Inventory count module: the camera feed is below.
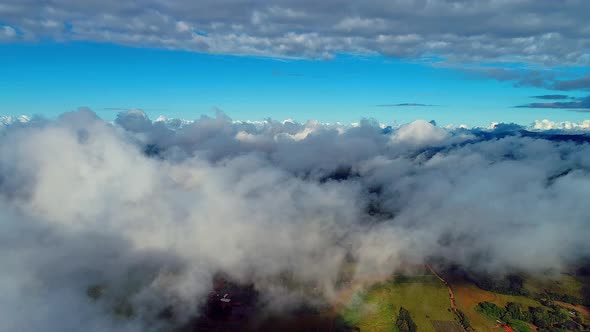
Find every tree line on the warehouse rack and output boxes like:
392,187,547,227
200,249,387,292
476,300,587,331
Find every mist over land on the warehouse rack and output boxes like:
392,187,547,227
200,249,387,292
1,108,589,331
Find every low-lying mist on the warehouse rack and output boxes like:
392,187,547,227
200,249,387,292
1,109,589,331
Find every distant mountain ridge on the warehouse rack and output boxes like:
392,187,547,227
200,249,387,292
1,112,590,137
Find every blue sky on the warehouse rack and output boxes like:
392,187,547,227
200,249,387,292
1,41,587,127
1,0,589,126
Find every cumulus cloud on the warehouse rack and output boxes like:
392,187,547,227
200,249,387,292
1,0,590,65
390,119,449,147
1,109,590,331
532,119,590,131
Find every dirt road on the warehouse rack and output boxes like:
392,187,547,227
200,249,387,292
426,264,468,331
426,264,458,311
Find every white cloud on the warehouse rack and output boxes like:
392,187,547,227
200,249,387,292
1,109,589,331
0,25,16,39
175,21,190,33
532,119,590,131
391,119,449,147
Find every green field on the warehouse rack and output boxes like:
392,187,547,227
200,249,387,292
337,273,588,332
505,319,534,332
339,275,459,332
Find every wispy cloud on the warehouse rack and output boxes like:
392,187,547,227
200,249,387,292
102,107,167,112
272,71,305,77
531,94,572,100
376,103,437,107
515,96,590,110
462,66,590,92
552,74,590,91
103,107,134,111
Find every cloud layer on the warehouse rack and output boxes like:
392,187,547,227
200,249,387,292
1,0,590,65
1,109,590,331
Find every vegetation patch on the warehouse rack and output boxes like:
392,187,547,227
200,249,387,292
395,307,417,332
339,276,457,332
454,283,542,332
476,300,587,332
